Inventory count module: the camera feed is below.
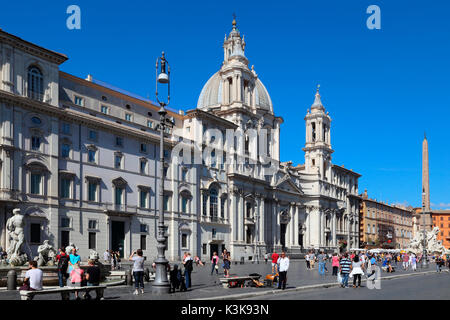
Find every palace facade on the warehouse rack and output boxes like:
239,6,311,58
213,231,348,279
0,20,361,261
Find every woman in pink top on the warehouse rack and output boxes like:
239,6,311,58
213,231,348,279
70,264,85,299
211,252,219,275
332,253,340,276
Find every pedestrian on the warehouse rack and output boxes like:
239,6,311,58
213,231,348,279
402,253,409,270
277,251,289,290
69,264,85,300
194,255,204,266
183,252,193,289
169,264,181,293
222,249,231,277
56,247,69,287
309,251,316,269
84,259,101,300
110,250,116,270
68,247,81,284
332,253,340,276
271,251,279,275
350,255,364,288
411,254,417,271
129,249,145,294
305,252,310,270
317,250,326,276
20,260,43,291
103,250,110,264
211,252,219,275
264,253,269,264
436,255,443,273
115,251,122,269
339,252,352,288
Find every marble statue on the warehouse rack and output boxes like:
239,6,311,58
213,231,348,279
65,242,78,255
6,208,28,266
407,227,449,255
89,249,99,261
36,240,57,267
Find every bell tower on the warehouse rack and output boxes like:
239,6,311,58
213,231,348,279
303,86,333,179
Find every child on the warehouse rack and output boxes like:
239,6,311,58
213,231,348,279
169,264,180,293
70,264,85,299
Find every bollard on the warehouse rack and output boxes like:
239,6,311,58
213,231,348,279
7,270,17,291
125,269,133,286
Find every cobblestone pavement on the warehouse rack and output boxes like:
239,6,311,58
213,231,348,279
242,271,450,300
0,260,445,300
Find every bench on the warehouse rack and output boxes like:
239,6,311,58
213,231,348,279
20,285,107,300
219,275,261,288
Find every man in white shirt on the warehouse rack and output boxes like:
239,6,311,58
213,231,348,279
277,252,289,290
23,260,43,291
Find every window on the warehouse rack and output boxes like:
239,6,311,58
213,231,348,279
88,149,96,163
202,243,207,255
147,120,153,129
115,187,124,205
140,190,148,208
115,136,123,147
163,195,170,211
221,198,226,218
181,234,188,248
163,166,168,177
88,232,96,249
125,113,132,121
74,96,84,106
88,130,98,141
61,230,70,248
31,116,42,125
202,194,208,216
181,169,187,182
61,143,70,158
209,189,218,217
139,160,146,174
212,228,217,239
61,217,71,228
311,122,316,142
140,224,148,233
88,181,98,201
28,66,44,101
62,123,71,134
140,235,147,250
30,223,41,243
115,154,122,169
101,105,109,114
31,136,41,150
88,220,97,229
140,143,147,153
30,173,42,194
60,177,71,198
163,149,169,158
181,197,188,213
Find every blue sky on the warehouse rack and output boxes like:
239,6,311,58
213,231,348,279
1,0,449,209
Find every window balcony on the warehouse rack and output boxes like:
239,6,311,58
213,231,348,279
103,203,137,214
201,215,227,224
27,90,45,102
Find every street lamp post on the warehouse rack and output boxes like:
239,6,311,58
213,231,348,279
421,193,428,268
152,52,171,294
253,201,259,264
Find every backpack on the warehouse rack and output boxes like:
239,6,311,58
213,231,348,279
185,259,193,272
58,254,69,272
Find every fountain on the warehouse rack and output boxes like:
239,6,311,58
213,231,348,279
406,226,449,255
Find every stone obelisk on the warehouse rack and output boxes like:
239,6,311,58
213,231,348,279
421,133,433,230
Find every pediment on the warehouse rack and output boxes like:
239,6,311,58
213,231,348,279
275,174,303,195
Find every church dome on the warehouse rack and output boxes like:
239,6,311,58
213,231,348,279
197,72,273,113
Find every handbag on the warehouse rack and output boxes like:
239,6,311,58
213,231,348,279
337,272,342,284
215,264,219,270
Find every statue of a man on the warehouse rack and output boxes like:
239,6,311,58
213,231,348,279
37,240,56,267
6,209,25,258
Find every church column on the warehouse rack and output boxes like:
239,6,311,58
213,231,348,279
239,191,245,242
230,188,238,241
259,196,265,244
305,208,310,248
294,204,299,246
332,211,337,248
237,74,242,102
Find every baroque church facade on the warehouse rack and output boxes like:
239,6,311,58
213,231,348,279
0,20,361,262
